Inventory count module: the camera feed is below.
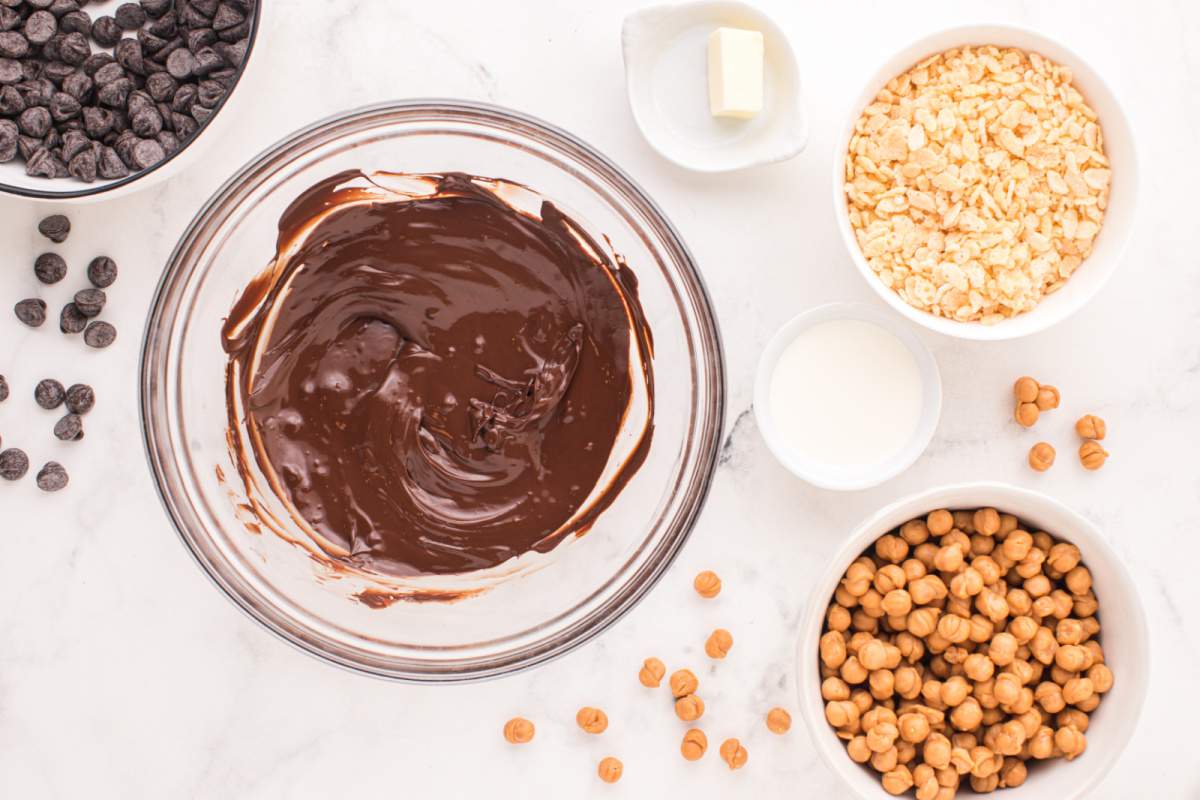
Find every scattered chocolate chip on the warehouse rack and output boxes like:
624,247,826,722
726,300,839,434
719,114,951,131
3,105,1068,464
73,287,105,316
53,413,84,440
65,382,94,413
34,378,66,409
83,319,115,347
0,448,29,480
34,252,67,284
0,374,8,402
59,302,86,333
37,213,70,242
15,298,48,327
36,460,68,491
87,255,117,287
114,2,146,30
60,10,92,37
91,15,122,47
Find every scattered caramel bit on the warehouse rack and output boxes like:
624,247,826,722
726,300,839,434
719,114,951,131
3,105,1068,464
1035,384,1061,411
766,707,791,734
576,706,608,734
503,717,535,744
1028,442,1056,472
719,737,748,770
681,728,707,760
669,668,698,698
693,569,722,598
1079,440,1109,470
675,694,705,722
638,657,665,688
1013,376,1039,404
1014,401,1040,427
705,628,734,659
1075,414,1107,440
597,756,623,783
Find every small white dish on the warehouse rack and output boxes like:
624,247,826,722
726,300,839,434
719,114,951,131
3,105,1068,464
621,1,806,172
754,302,941,491
796,482,1150,800
833,23,1137,340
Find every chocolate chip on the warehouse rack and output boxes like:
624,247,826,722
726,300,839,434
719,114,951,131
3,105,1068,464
42,60,76,86
212,3,243,31
59,10,91,36
34,252,67,284
114,2,146,29
67,147,95,181
165,47,194,79
15,297,48,327
93,62,124,87
196,78,223,107
146,13,175,39
130,135,162,168
0,8,19,34
96,143,127,177
83,320,115,347
145,70,174,100
97,76,131,108
35,460,68,491
64,382,93,413
91,15,121,47
0,374,7,402
192,0,219,17
0,57,22,85
23,11,56,45
0,448,29,480
115,37,145,74
72,287,105,316
189,101,211,124
61,70,91,101
18,105,51,136
155,128,177,153
0,118,15,161
136,27,164,56
0,30,28,58
186,27,216,52
34,378,65,408
59,31,89,65
53,413,83,440
0,84,23,114
87,255,117,287
49,0,80,16
82,52,113,76
49,90,80,121
61,127,88,159
59,301,86,332
141,0,173,18
38,213,70,242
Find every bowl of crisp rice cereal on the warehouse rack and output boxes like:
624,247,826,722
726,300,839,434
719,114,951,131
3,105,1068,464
833,24,1136,340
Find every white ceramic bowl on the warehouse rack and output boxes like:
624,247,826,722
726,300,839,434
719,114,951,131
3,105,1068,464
621,0,806,172
832,24,1137,340
0,0,265,203
796,482,1149,799
754,302,941,490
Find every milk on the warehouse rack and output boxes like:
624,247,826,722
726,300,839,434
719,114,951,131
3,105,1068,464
768,319,923,467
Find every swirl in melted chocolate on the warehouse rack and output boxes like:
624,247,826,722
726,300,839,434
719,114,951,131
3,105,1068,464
222,172,654,578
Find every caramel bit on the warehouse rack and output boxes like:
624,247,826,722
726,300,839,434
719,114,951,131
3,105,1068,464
693,569,722,598
1079,440,1109,470
705,628,734,659
1028,442,1056,472
597,756,623,783
675,694,705,722
681,728,708,761
1075,414,1107,440
576,706,608,734
1013,376,1039,404
503,717,535,744
719,737,748,770
638,656,666,688
669,668,698,698
766,707,792,734
1014,401,1040,427
1035,384,1061,411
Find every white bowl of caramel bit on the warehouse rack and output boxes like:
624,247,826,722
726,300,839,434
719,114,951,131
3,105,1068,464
833,25,1136,340
796,483,1148,799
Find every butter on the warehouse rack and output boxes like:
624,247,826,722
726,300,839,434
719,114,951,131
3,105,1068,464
707,27,764,119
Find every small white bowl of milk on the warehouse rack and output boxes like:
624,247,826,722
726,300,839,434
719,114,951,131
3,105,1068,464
754,303,941,490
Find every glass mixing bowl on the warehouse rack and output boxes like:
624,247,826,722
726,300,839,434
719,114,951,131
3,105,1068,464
140,101,725,682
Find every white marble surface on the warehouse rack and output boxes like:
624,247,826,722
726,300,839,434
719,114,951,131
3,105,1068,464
1,0,1198,797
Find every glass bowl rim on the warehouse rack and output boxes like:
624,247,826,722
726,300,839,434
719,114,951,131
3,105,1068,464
138,99,727,683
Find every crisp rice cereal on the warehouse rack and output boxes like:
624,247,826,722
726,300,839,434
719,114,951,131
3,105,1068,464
845,45,1110,323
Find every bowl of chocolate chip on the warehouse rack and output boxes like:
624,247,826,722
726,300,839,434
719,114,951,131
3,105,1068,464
0,0,261,201
141,100,726,681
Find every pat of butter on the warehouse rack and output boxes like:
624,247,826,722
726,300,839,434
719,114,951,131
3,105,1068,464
707,27,764,119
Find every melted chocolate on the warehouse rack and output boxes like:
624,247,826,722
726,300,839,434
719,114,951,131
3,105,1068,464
223,172,653,577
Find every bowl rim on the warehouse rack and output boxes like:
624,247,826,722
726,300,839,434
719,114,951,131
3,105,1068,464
138,98,727,683
752,301,942,490
831,22,1139,341
794,481,1150,799
0,0,263,201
